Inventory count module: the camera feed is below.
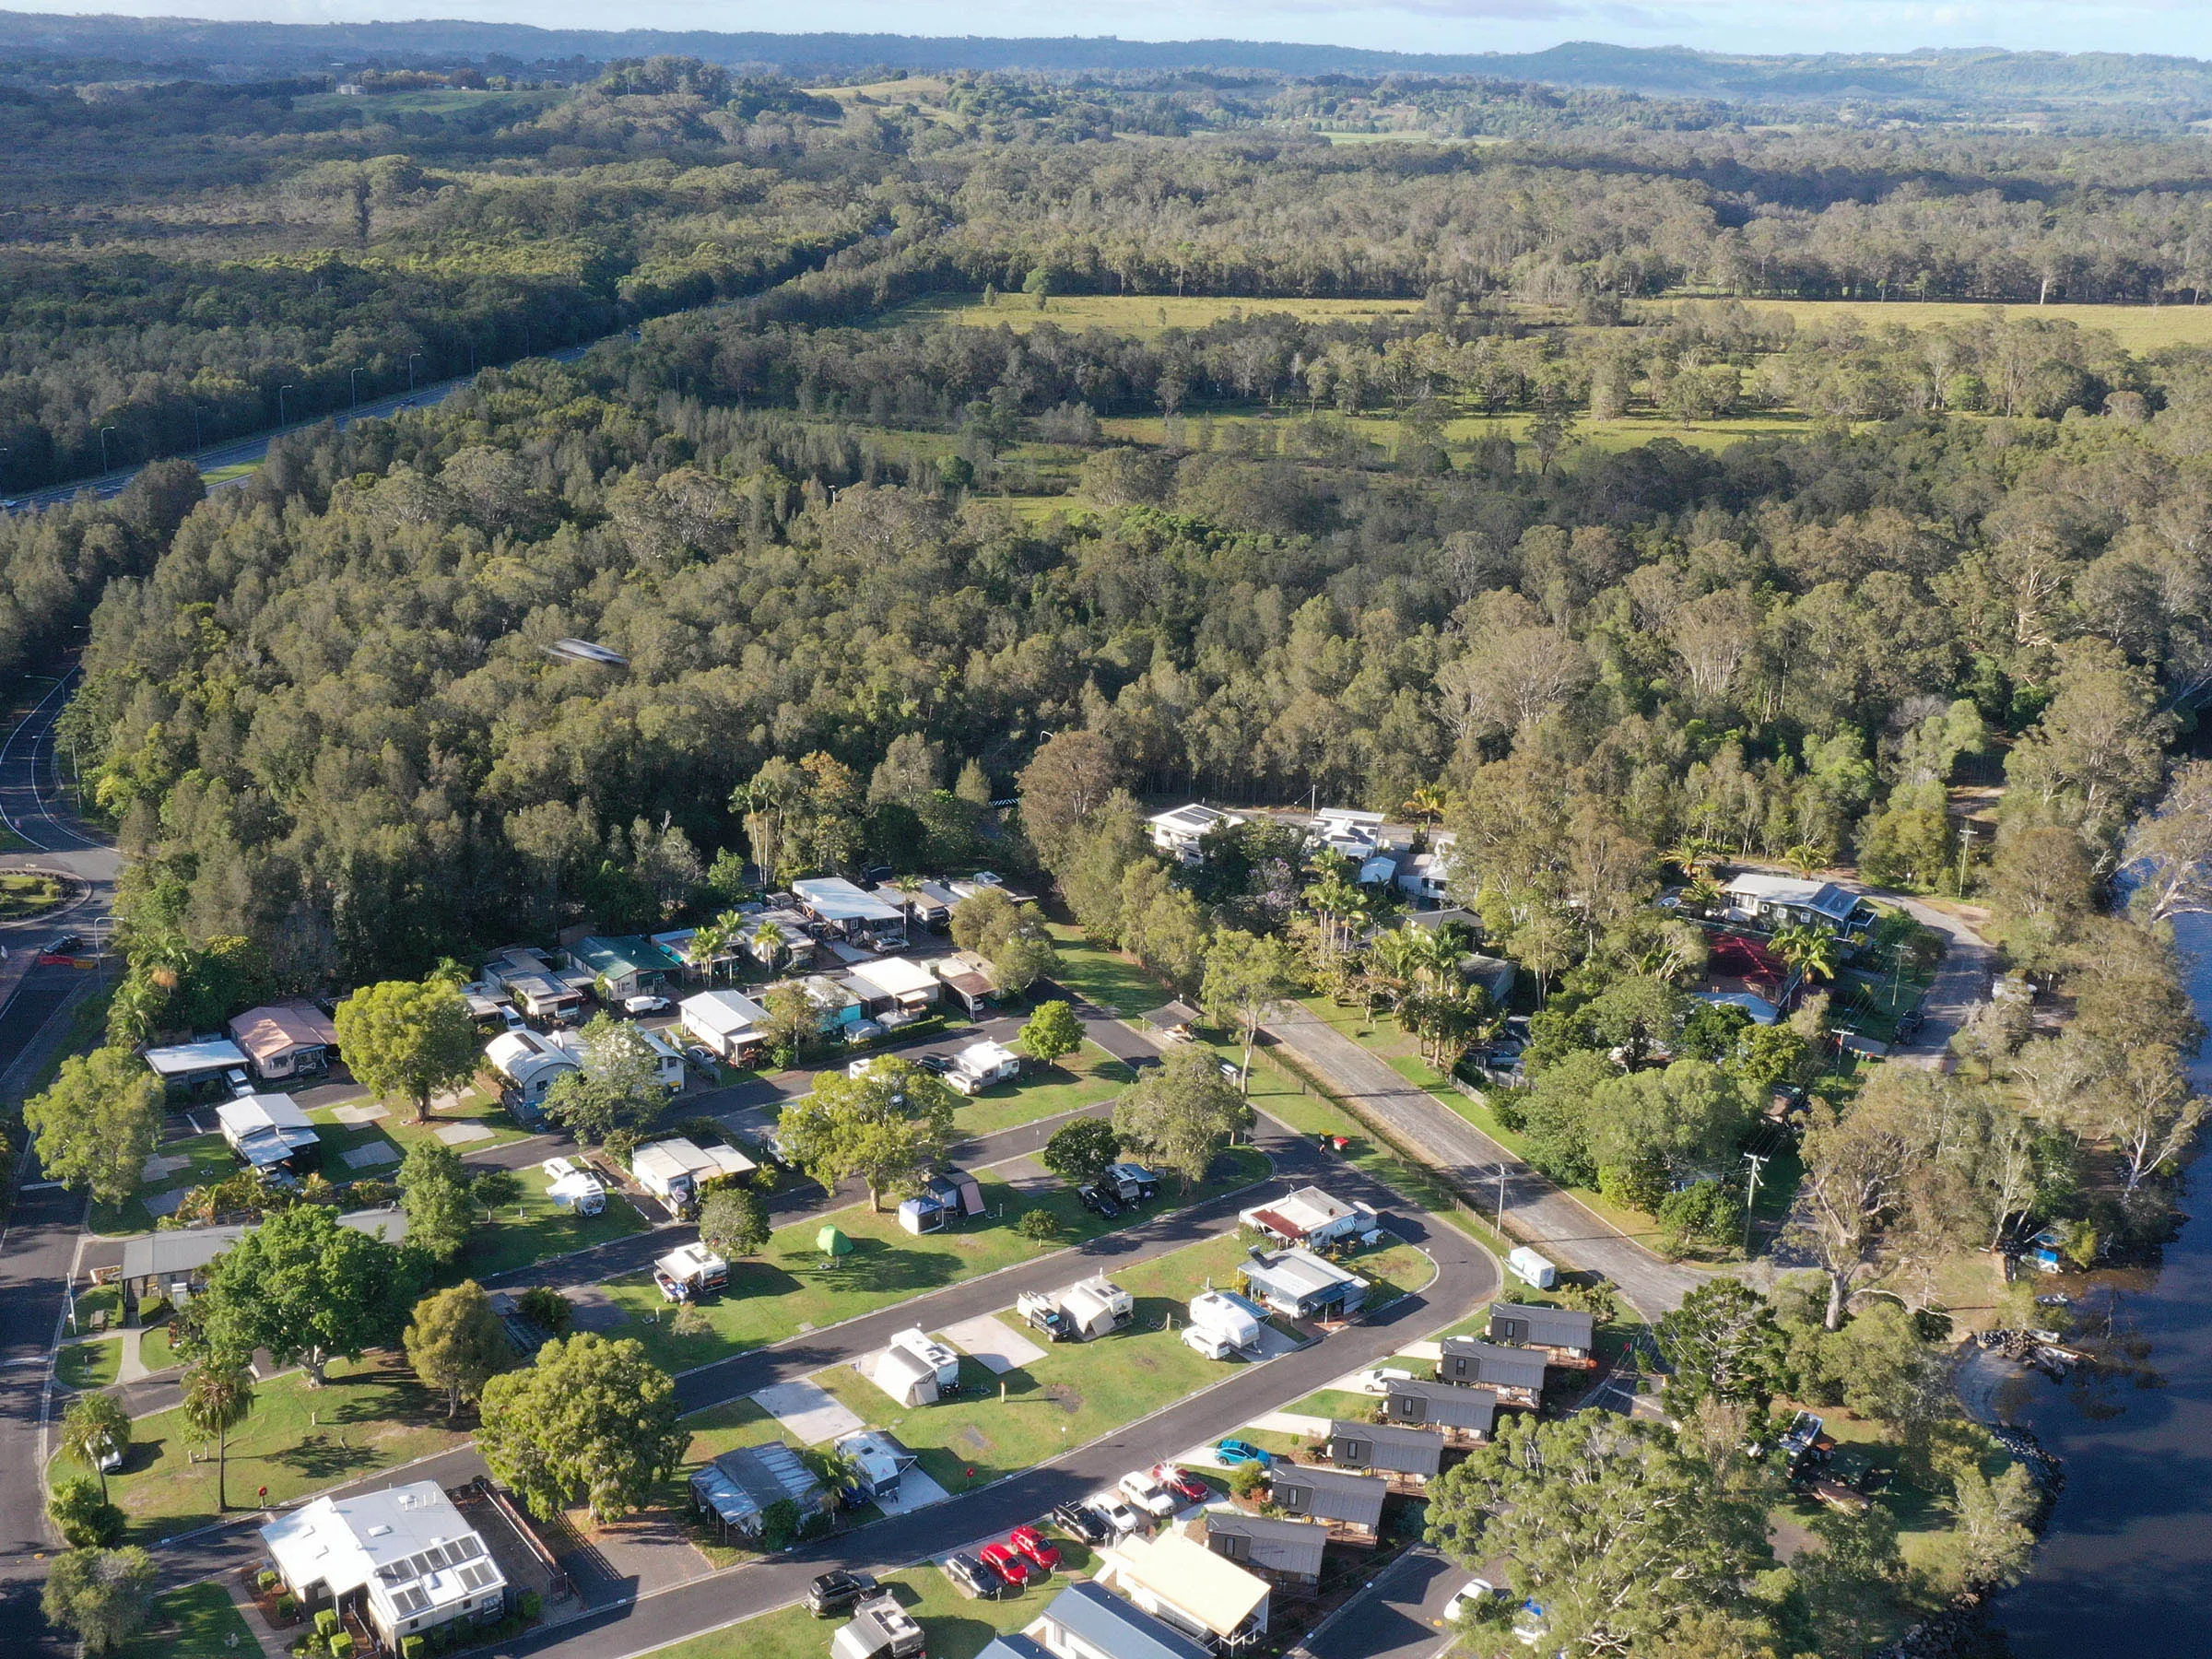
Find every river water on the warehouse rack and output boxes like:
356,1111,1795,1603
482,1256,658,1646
1990,911,2212,1654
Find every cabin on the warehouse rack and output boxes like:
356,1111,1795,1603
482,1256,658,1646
1488,1302,1599,1366
261,1481,506,1651
1380,1377,1498,1442
1324,1419,1443,1483
1201,1513,1328,1587
1239,1186,1372,1249
1147,803,1248,865
1102,1529,1270,1650
117,1207,407,1309
629,1136,757,1218
569,935,683,1002
932,952,998,1017
1309,807,1389,861
217,1092,321,1173
1436,1337,1547,1408
143,1037,252,1100
481,947,583,1024
1265,1464,1386,1543
679,989,771,1062
793,876,908,949
844,954,941,1023
1029,1582,1212,1659
484,1029,579,1111
226,999,340,1083
687,1441,830,1541
1395,834,1456,907
1240,1246,1369,1322
1722,873,1868,935
739,906,818,971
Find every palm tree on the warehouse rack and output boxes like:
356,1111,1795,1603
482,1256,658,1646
751,919,788,973
1683,875,1724,917
1666,835,1727,880
1400,783,1453,823
60,1394,130,1501
686,920,726,984
182,1358,254,1512
1783,842,1832,880
1771,923,1841,984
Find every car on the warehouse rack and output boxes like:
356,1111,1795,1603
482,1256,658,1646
916,1053,952,1075
805,1570,879,1617
1182,1327,1235,1360
1354,1366,1416,1395
1150,1464,1208,1505
1008,1524,1061,1572
944,1552,1005,1600
1077,1183,1120,1218
92,1436,123,1475
1214,1439,1274,1468
1443,1581,1500,1622
623,994,670,1015
684,1044,720,1069
500,1006,526,1031
1052,1500,1110,1545
1088,1494,1147,1536
1118,1472,1178,1518
970,871,1005,887
977,1542,1031,1587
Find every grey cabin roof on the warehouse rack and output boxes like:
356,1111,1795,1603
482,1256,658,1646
1488,1302,1597,1350
1206,1512,1329,1575
1439,1336,1550,1393
1327,1419,1444,1474
1382,1378,1500,1434
1268,1463,1388,1527
977,1639,1056,1659
1040,1581,1212,1659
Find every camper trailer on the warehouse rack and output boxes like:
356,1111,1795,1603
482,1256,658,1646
1184,1290,1264,1359
1506,1246,1558,1289
946,1040,1022,1095
1057,1275,1135,1339
653,1242,730,1301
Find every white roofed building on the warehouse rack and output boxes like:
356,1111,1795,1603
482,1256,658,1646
260,1480,506,1649
680,989,772,1061
217,1093,322,1171
630,1135,757,1217
1722,873,1867,933
1147,803,1247,865
484,1029,581,1108
844,955,942,1020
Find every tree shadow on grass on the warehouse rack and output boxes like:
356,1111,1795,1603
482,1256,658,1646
271,1431,384,1484
805,1236,964,1297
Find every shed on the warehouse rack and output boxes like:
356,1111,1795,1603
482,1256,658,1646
1266,1465,1387,1535
1326,1419,1443,1479
1381,1378,1498,1439
226,1000,340,1082
1203,1512,1328,1584
833,1594,925,1659
686,1441,830,1539
1143,1001,1203,1041
1240,1247,1369,1320
1488,1302,1598,1360
217,1093,322,1171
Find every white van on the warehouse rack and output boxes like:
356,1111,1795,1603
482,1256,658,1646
1507,1246,1558,1289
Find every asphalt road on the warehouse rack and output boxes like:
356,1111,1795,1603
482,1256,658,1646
1295,1547,1462,1659
1264,1004,1706,1318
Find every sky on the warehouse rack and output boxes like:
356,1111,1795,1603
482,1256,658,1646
15,0,2212,61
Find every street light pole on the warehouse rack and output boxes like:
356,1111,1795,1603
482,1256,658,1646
1742,1151,1770,1258
1495,1162,1508,1232
407,352,422,392
350,367,364,409
99,426,116,472
278,383,295,426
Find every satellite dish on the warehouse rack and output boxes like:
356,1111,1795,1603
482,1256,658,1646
546,638,628,667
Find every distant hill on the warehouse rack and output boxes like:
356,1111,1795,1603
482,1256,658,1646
2,14,2210,110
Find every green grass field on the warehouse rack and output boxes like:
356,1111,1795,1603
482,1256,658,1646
1641,295,2212,352
91,1132,238,1237
139,1324,176,1371
951,1041,1134,1137
111,1583,256,1659
462,1174,649,1278
55,1336,122,1391
601,1148,1271,1375
54,1355,467,1543
810,1228,1339,1495
0,870,64,916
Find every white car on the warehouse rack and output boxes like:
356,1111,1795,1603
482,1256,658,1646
93,1436,123,1474
1355,1366,1415,1395
1182,1326,1236,1360
1118,1471,1179,1518
1443,1581,1500,1622
1088,1493,1147,1535
624,994,670,1015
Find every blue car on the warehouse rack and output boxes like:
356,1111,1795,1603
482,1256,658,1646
1215,1438,1274,1468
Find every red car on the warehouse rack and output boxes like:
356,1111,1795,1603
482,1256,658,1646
1009,1524,1061,1572
1150,1463,1209,1505
978,1542,1032,1587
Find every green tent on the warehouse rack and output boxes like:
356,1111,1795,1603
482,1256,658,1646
817,1225,853,1258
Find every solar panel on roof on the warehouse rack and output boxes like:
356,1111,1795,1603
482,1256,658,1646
390,1586,429,1616
450,1535,483,1562
459,1562,496,1591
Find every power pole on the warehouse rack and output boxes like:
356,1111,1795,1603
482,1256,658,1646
1742,1151,1770,1258
1495,1162,1509,1232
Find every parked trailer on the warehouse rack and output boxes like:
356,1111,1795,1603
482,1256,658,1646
1506,1246,1557,1289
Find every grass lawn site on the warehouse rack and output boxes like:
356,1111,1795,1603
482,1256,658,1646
112,1582,256,1659
810,1230,1424,1498
55,1335,122,1391
462,1171,648,1278
599,1148,1272,1375
636,1543,1102,1659
948,1041,1135,1137
139,1324,176,1371
91,1131,239,1236
53,1355,468,1544
0,869,63,916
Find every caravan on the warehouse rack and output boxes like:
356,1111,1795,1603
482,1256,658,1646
1183,1290,1263,1359
1057,1274,1135,1340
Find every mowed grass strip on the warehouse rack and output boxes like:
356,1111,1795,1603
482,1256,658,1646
112,1582,256,1659
600,1149,1271,1375
949,1041,1135,1137
460,1174,648,1278
54,1356,467,1543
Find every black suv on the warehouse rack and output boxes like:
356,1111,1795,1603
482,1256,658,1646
1078,1184,1120,1218
945,1552,1006,1599
1052,1500,1111,1546
806,1571,879,1617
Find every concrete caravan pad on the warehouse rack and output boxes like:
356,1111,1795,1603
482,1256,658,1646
330,1102,388,1125
339,1139,401,1169
940,1312,1047,1374
752,1377,865,1444
435,1122,495,1145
